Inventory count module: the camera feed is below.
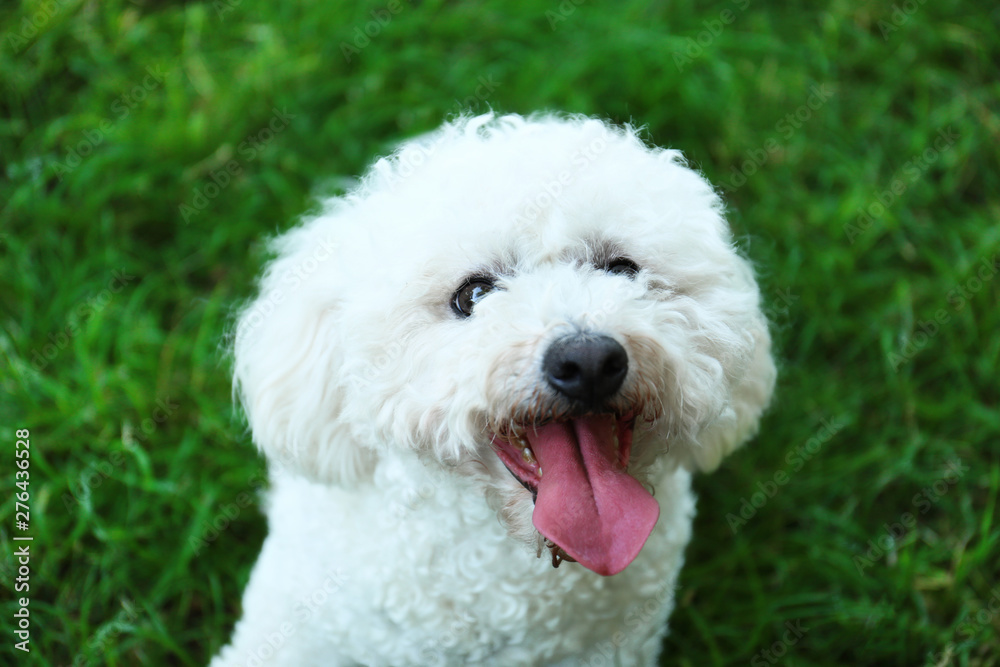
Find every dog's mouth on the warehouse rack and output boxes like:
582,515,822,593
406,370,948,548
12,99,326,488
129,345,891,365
492,414,660,576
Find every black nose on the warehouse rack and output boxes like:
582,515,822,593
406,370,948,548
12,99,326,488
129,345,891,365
543,334,628,406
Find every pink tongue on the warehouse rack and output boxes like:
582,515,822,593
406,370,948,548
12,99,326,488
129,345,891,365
528,416,660,576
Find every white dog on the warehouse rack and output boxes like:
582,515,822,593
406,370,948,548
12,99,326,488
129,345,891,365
212,113,775,666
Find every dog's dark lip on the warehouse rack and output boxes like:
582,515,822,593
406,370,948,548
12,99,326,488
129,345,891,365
501,460,538,501
491,431,543,493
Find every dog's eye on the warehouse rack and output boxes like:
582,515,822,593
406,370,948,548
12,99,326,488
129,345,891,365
452,278,496,317
604,258,640,278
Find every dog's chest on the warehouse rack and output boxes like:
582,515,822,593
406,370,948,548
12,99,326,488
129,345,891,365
288,455,694,666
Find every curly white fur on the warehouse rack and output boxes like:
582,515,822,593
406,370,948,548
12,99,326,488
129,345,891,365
212,113,775,666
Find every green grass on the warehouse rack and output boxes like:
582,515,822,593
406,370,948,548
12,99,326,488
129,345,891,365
1,0,998,664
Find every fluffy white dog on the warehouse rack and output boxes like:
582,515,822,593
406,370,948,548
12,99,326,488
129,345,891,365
212,113,775,667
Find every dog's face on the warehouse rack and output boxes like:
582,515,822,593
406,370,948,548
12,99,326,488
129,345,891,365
234,114,775,576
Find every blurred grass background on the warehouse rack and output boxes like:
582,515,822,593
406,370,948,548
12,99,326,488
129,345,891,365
1,0,998,665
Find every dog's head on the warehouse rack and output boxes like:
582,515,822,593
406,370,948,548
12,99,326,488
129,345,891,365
233,113,775,576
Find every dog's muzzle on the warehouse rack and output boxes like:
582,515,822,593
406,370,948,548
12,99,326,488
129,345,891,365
491,334,659,577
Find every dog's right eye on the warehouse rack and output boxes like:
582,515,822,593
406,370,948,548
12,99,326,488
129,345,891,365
604,257,640,278
452,278,496,318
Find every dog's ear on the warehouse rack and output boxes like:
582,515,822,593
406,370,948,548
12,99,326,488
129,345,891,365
682,306,777,473
231,227,378,485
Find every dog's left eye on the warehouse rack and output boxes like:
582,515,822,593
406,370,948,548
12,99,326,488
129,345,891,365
604,258,640,278
452,278,496,317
